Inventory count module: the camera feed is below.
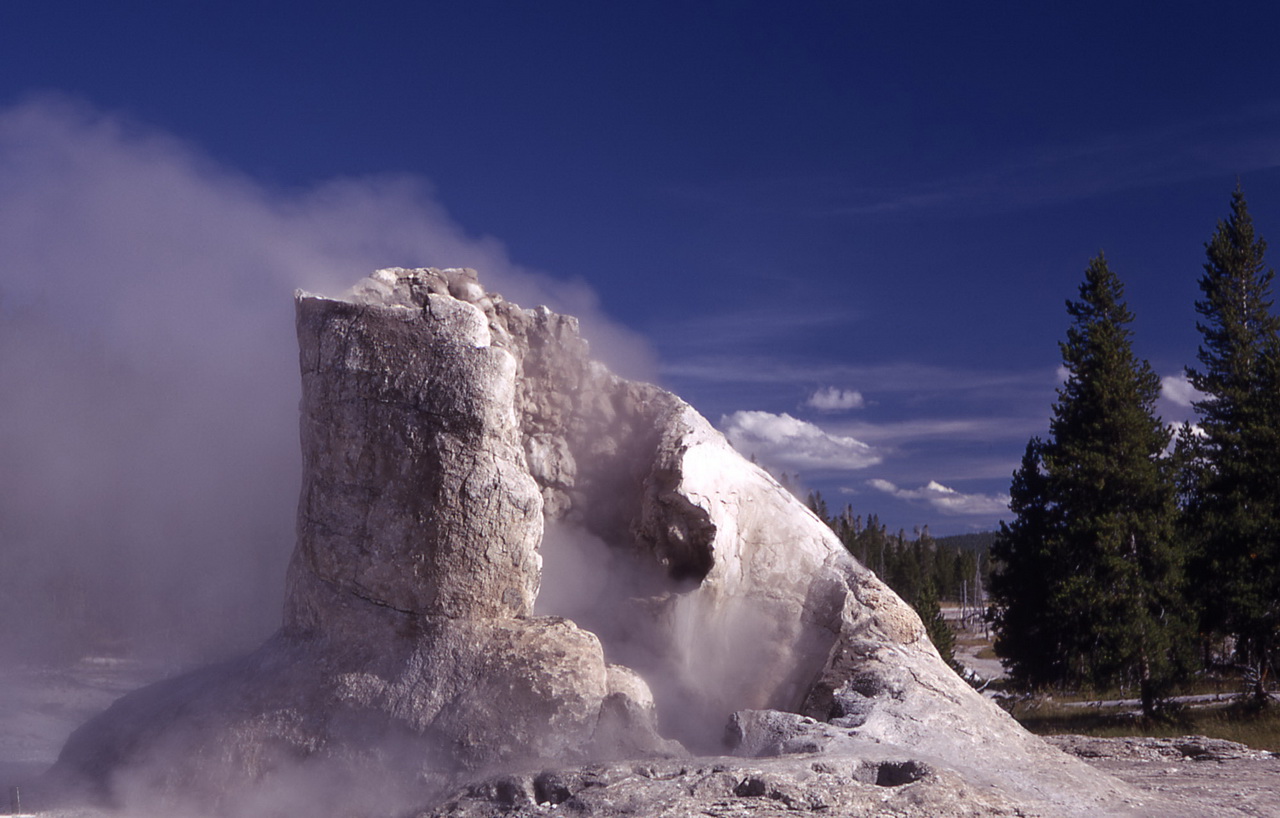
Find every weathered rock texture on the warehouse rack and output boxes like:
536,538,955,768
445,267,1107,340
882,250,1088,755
41,268,1156,816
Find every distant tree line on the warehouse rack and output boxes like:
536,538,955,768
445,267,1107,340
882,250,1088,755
989,186,1280,718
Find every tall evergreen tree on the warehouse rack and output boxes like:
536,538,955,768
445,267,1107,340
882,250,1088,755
992,255,1190,715
990,438,1063,687
1183,186,1280,702
913,577,958,671
805,490,831,526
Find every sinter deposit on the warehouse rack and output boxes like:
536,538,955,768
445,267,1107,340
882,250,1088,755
36,269,1157,816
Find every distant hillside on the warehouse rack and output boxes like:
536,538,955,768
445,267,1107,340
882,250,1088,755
935,531,997,553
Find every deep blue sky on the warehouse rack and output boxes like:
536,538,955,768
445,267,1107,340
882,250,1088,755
5,2,1280,537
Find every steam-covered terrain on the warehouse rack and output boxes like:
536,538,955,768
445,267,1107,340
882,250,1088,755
5,269,1277,816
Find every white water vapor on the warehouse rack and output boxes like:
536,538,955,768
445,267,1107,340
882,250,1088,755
0,95,652,662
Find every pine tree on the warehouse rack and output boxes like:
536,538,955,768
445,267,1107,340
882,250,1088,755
990,438,1064,687
913,578,958,671
1184,186,1280,702
806,490,830,526
992,255,1190,715
852,515,889,578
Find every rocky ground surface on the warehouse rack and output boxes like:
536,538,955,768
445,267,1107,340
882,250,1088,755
417,747,1280,818
0,660,175,797
5,660,1280,817
940,617,1280,816
1045,735,1280,817
0,660,175,817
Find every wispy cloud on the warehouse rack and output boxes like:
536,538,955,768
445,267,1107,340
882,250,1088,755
828,416,1044,446
867,479,1010,516
663,355,1056,397
720,410,881,472
669,103,1280,221
646,305,859,356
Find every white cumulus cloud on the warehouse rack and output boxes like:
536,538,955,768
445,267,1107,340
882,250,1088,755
804,386,865,411
867,479,1010,516
1170,420,1207,439
720,410,881,472
1160,373,1204,407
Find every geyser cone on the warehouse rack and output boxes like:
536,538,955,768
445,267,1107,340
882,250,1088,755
37,268,1145,817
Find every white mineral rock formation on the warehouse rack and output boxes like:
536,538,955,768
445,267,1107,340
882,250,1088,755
37,268,1157,816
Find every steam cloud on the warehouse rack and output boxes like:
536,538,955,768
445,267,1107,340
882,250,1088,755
0,94,652,663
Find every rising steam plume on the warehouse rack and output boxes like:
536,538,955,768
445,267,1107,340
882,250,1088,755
0,95,653,664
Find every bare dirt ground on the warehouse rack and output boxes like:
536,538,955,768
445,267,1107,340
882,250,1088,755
5,659,1280,817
